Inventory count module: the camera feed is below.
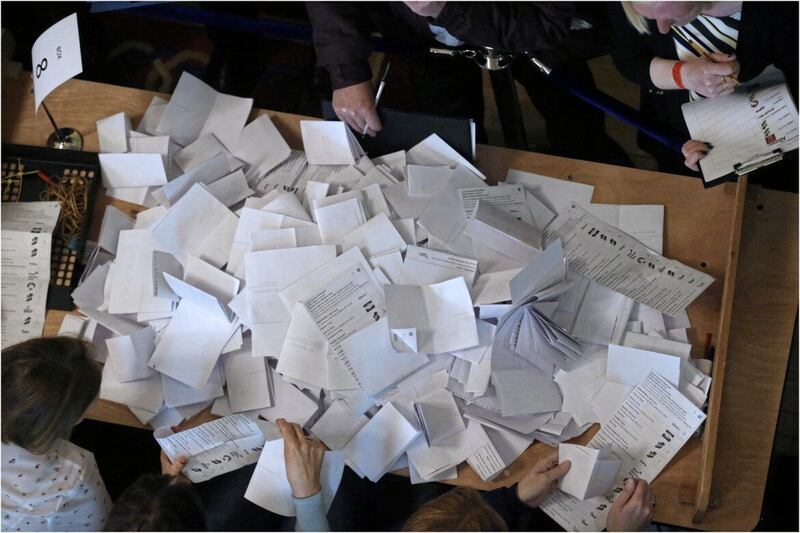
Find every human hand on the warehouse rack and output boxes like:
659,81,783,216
404,1,446,18
606,478,654,531
160,451,190,483
515,452,571,509
682,139,712,171
277,418,326,499
680,54,740,98
332,81,383,137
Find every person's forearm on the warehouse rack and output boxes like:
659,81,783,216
294,492,329,532
649,57,682,90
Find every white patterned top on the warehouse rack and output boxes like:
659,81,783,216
2,440,111,531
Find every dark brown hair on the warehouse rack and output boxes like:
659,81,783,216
106,474,207,531
402,487,508,531
2,336,101,454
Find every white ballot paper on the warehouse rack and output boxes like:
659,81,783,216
343,402,421,482
466,200,542,263
32,13,82,112
492,369,562,417
309,400,370,451
301,121,364,165
385,277,479,354
155,415,266,483
298,249,386,361
1,201,61,348
407,134,486,181
403,245,478,287
541,372,707,531
504,169,594,215
407,419,485,481
459,184,535,225
339,317,429,396
418,166,486,257
467,425,533,482
543,203,714,316
245,438,345,516
558,444,622,500
606,344,681,387
413,388,465,446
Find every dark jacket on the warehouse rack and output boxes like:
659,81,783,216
306,2,574,89
608,1,799,160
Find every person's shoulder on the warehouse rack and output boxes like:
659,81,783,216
49,441,98,480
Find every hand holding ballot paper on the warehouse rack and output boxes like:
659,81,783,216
58,70,721,529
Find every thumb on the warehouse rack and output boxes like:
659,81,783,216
614,478,637,508
363,108,383,133
708,52,736,63
545,460,571,481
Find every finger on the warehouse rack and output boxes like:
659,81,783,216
545,460,571,481
291,423,306,444
681,140,707,157
614,477,636,508
351,114,367,133
705,62,737,77
685,148,708,170
362,108,383,133
277,418,298,446
708,52,736,63
535,451,560,473
631,479,650,506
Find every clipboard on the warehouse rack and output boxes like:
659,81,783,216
701,148,787,189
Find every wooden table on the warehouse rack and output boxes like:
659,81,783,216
3,76,796,531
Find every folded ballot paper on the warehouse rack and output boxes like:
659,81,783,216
73,69,716,508
557,444,622,500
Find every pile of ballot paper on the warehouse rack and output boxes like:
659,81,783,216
61,71,715,524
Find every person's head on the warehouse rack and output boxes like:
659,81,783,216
2,336,100,454
402,487,508,531
105,474,207,531
623,2,711,34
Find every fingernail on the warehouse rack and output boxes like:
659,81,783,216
626,478,635,488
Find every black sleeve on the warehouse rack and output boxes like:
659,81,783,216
481,485,533,527
770,3,798,102
607,3,660,89
305,2,373,90
432,2,574,53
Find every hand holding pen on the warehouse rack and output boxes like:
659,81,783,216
362,61,391,137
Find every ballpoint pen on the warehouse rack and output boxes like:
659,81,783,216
363,61,391,136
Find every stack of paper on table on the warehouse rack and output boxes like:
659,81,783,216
67,70,717,505
558,444,622,500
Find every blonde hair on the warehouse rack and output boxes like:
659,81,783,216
621,2,651,34
402,487,508,531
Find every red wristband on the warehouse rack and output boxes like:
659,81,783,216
672,61,686,89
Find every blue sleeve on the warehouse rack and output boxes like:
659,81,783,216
293,492,329,532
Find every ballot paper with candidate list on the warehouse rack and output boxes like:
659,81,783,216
244,438,346,517
541,372,706,531
543,203,714,317
296,248,386,362
154,415,266,483
1,201,61,348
